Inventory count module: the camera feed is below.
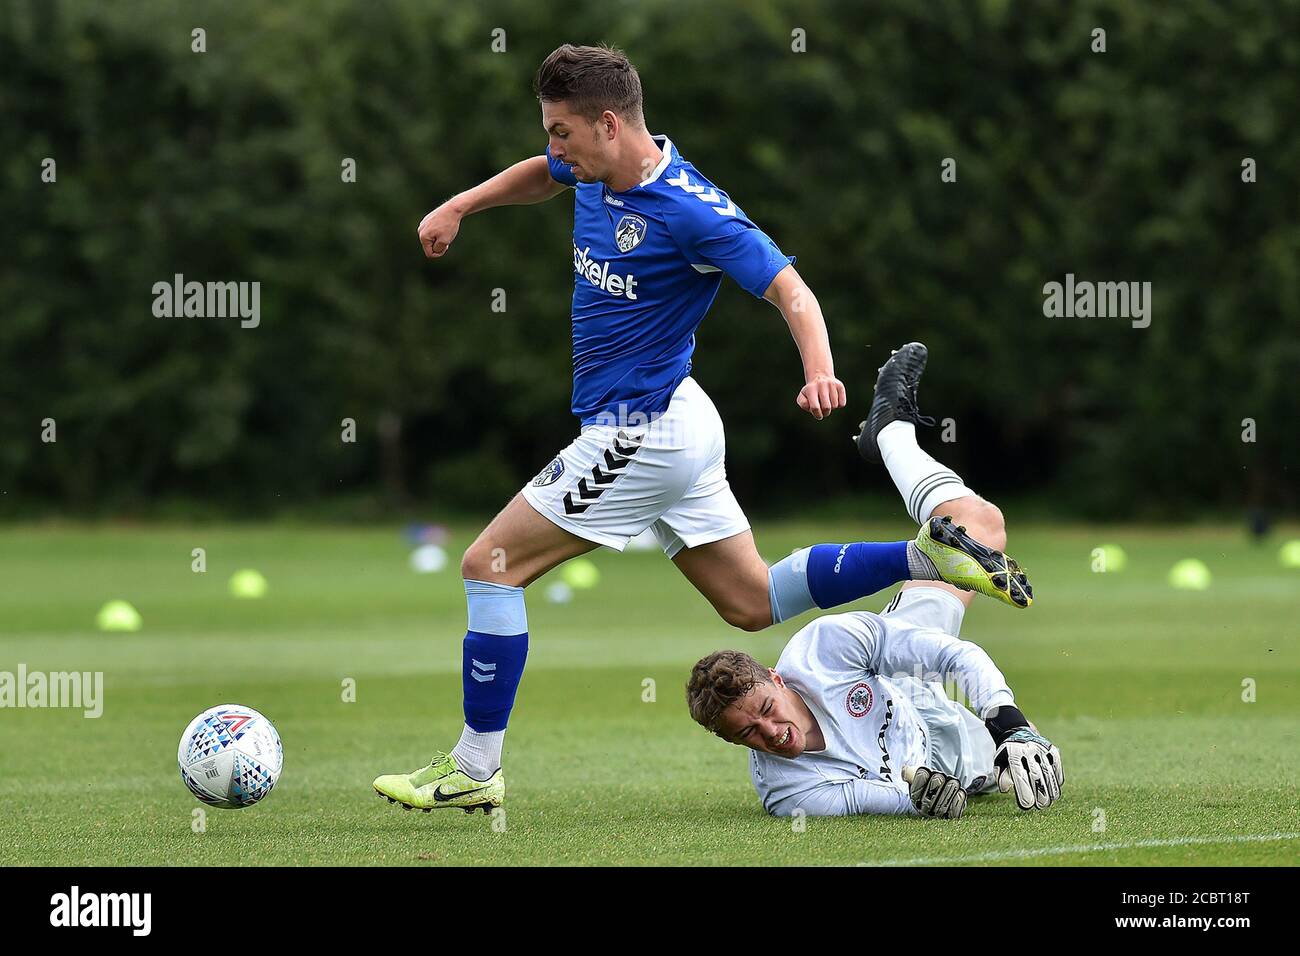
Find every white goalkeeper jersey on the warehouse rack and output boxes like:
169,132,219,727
750,588,1015,817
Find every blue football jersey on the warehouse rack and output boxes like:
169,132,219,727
546,135,793,426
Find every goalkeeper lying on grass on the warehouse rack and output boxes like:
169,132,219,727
685,586,1063,819
685,343,1062,819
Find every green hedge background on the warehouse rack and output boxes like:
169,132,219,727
3,0,1296,519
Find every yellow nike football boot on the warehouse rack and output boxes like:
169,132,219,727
372,752,503,814
916,515,1034,609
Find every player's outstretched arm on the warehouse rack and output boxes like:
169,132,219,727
418,155,567,258
761,264,846,420
770,776,916,818
861,617,1016,720
866,620,1064,811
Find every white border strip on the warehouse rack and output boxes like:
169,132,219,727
866,831,1300,867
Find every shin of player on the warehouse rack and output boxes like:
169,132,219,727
854,341,1031,611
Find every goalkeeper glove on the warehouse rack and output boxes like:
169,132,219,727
907,766,968,819
986,705,1064,810
990,726,1063,811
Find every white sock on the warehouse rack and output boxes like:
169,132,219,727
905,540,941,579
877,421,975,524
450,725,504,780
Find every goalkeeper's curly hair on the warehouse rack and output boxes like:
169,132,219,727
686,650,771,736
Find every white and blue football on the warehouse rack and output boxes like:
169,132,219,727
178,704,283,809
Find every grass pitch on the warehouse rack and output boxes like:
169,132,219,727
1,520,1297,866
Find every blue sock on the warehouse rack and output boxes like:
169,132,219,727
769,542,911,623
461,580,529,733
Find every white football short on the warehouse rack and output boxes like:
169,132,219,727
521,376,750,557
880,586,999,792
879,585,967,637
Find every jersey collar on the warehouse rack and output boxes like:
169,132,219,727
601,134,675,200
639,133,675,186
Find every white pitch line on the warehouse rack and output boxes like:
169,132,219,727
866,831,1300,867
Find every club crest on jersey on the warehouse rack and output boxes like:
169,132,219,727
532,456,565,487
614,214,648,253
845,682,874,718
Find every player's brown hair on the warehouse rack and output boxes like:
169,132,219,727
533,43,645,125
686,650,771,736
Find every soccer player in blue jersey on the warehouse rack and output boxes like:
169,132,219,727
373,45,1031,813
